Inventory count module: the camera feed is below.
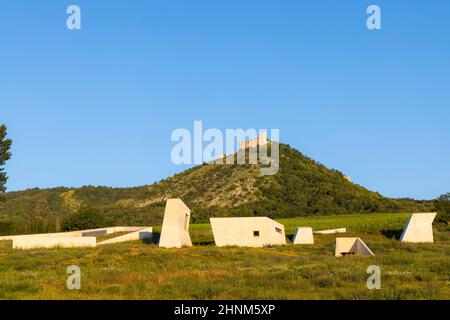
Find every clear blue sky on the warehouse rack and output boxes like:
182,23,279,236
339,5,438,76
1,0,449,200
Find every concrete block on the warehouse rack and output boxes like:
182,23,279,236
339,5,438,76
159,199,193,248
210,217,286,247
292,227,314,244
400,212,437,243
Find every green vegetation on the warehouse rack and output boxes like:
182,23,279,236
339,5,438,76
434,193,450,231
0,144,433,236
0,124,12,194
61,207,106,232
0,213,448,300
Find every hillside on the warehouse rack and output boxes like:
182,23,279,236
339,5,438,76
0,143,432,235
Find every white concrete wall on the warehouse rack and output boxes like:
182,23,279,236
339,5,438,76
400,212,437,243
315,228,347,235
159,199,193,248
98,227,153,245
210,217,286,247
13,236,96,250
0,226,144,241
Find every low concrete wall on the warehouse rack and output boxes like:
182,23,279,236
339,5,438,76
0,226,145,241
97,227,153,245
13,236,97,250
315,228,347,235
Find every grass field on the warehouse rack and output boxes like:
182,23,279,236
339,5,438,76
0,212,449,300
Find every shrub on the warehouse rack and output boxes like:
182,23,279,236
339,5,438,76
61,206,106,231
434,193,450,231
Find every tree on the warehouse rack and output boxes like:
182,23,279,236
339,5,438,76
434,193,450,231
61,206,106,231
0,125,12,193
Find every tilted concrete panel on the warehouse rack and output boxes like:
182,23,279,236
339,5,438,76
159,199,193,248
13,236,96,250
400,212,437,243
292,227,314,244
210,217,286,248
335,237,374,257
315,228,347,235
98,227,153,245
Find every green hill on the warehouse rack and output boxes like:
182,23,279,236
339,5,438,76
0,143,432,235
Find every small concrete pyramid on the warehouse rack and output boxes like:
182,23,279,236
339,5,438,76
335,237,374,257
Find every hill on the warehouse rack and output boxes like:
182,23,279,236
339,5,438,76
0,143,432,235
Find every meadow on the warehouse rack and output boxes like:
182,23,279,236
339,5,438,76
0,212,449,300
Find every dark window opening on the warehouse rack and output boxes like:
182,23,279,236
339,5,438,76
275,227,282,234
253,231,260,237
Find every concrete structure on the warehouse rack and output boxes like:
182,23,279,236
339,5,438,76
292,227,314,244
13,236,96,250
98,227,153,245
335,237,374,257
159,199,193,248
239,132,268,150
0,226,144,241
210,217,286,247
1,226,152,250
315,228,347,235
400,212,437,243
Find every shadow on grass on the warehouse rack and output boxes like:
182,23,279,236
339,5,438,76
142,232,160,245
192,240,215,246
286,233,295,242
381,229,403,240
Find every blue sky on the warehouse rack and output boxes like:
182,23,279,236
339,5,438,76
1,0,449,200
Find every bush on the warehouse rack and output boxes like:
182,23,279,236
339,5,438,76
61,206,106,231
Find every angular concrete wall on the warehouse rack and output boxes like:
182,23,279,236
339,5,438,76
292,227,314,244
159,199,193,248
98,227,153,245
335,237,374,257
1,226,149,250
400,212,437,243
0,226,144,241
13,236,96,250
315,228,347,235
210,217,286,248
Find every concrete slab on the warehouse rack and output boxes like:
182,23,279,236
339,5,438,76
13,236,96,250
315,228,347,235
